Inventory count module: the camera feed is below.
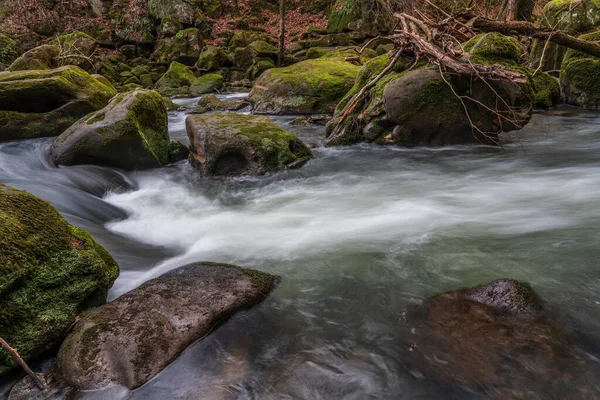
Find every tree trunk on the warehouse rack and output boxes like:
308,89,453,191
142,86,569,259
278,0,285,67
506,0,517,21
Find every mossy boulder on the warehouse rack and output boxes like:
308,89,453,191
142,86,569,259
159,16,184,38
7,45,60,72
327,34,533,146
327,0,359,33
0,185,119,375
50,89,170,170
153,28,204,66
196,94,250,111
561,30,600,108
200,0,223,18
50,31,97,70
110,3,155,45
532,72,561,109
246,58,275,80
530,0,600,72
229,31,268,48
248,40,278,62
57,262,278,390
197,45,233,71
186,113,312,177
0,34,20,70
155,61,223,96
148,0,196,25
248,58,361,115
0,66,117,142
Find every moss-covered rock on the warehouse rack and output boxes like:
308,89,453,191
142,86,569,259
155,61,223,97
7,45,60,72
248,58,361,115
246,58,275,80
248,40,278,62
0,66,117,142
327,0,359,33
229,31,268,48
148,0,196,25
56,262,277,390
0,33,20,70
50,31,97,70
186,113,312,177
196,94,250,111
153,28,204,66
158,16,183,38
50,89,170,170
561,30,600,108
532,72,561,109
0,185,119,374
197,45,233,71
327,33,534,146
110,3,155,45
530,0,600,72
305,46,377,63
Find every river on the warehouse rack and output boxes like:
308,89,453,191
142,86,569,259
1,98,600,399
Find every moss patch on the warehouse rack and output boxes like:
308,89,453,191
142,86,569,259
0,185,119,373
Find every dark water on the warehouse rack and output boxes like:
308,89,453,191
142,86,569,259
2,101,600,399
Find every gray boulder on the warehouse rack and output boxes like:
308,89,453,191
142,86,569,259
50,89,170,170
186,113,312,177
56,262,278,390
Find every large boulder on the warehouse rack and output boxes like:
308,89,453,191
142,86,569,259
248,58,360,115
0,34,20,70
153,28,204,66
0,185,119,375
49,31,97,70
530,0,600,72
7,45,60,71
197,45,233,71
50,89,170,170
404,279,600,398
561,30,600,109
148,0,196,25
0,66,117,142
155,61,224,96
186,113,312,177
57,262,278,390
327,33,533,146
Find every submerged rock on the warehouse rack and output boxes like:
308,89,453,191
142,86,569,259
50,89,170,170
57,262,278,390
0,66,117,142
405,279,600,398
248,58,360,115
0,185,119,375
186,113,312,177
561,30,600,109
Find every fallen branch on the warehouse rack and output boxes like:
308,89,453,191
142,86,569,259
0,337,46,391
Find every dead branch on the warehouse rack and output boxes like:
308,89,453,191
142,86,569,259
0,337,46,391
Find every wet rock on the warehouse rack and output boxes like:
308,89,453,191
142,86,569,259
0,66,117,142
248,58,360,115
186,113,312,177
404,279,600,398
0,185,119,374
50,89,170,170
197,94,250,111
56,262,279,390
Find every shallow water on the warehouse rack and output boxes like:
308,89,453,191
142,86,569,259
2,102,600,399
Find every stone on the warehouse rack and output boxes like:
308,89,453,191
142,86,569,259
0,66,117,142
246,58,275,80
0,185,119,374
248,58,360,115
56,262,278,389
158,16,183,38
153,28,204,66
197,45,233,71
148,0,196,25
404,279,600,398
561,30,600,109
7,45,60,71
196,94,250,111
248,40,278,62
50,89,170,170
0,34,20,70
155,61,224,97
186,113,312,177
532,72,561,109
49,31,97,70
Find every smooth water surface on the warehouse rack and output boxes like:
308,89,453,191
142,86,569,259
1,104,600,399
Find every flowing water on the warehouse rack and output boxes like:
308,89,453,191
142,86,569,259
2,98,600,399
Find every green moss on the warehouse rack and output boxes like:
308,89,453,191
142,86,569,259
0,185,119,373
543,0,600,32
464,33,521,67
189,73,224,95
200,262,278,295
197,46,232,71
0,33,19,70
532,72,561,109
327,0,359,33
561,30,600,107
